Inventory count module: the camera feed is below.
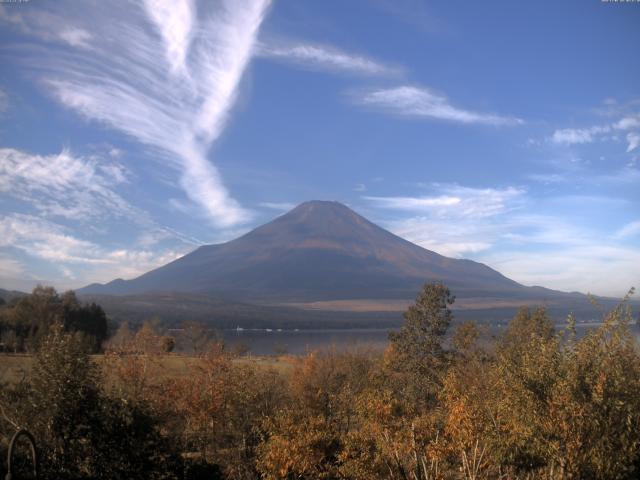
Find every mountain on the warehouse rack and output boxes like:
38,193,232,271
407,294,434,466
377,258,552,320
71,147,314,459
0,288,28,303
79,201,572,306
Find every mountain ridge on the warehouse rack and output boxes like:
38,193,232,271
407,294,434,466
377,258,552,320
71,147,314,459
79,201,530,299
79,200,578,305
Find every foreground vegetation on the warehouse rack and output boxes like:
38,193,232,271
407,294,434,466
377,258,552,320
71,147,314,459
1,283,639,479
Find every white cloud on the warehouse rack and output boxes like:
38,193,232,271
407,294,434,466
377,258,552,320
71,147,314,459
0,255,33,292
0,214,105,264
528,173,567,184
550,113,640,148
143,0,194,75
551,125,610,145
58,27,92,48
259,202,296,212
0,7,92,49
4,0,271,227
97,162,129,185
353,86,524,126
0,214,186,286
366,185,525,218
365,185,526,257
615,115,640,130
479,245,640,297
0,147,204,252
626,132,640,152
615,220,640,239
108,147,123,158
0,148,138,222
0,255,25,277
364,185,640,296
367,195,460,209
370,192,639,296
257,41,401,76
384,215,495,257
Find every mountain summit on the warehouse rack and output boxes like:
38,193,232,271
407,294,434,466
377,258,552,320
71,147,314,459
79,201,534,301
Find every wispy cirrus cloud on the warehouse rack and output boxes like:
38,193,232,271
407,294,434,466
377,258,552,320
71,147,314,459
57,27,92,49
480,245,640,296
256,41,401,77
366,185,638,294
0,255,25,278
365,185,526,257
616,116,640,130
353,86,524,126
365,185,525,218
550,112,640,151
0,214,186,286
0,147,136,222
0,147,203,249
259,202,297,212
551,125,611,145
626,132,640,153
3,0,271,227
615,220,640,239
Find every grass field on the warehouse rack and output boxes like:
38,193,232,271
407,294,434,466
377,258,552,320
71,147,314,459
0,353,294,385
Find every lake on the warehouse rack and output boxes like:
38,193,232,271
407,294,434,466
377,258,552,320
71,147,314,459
221,322,640,356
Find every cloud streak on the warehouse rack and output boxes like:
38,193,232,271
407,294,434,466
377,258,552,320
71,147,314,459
365,185,526,257
550,113,640,148
366,186,638,295
615,220,640,239
353,86,524,126
0,147,204,250
0,213,185,286
257,41,401,77
5,0,271,227
480,245,640,296
0,147,137,222
365,185,525,218
551,126,610,145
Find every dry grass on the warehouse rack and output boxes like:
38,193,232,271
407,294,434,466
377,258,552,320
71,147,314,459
280,296,544,312
0,353,293,385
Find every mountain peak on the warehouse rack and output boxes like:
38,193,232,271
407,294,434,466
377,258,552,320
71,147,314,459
254,200,379,245
294,200,350,210
79,199,522,300
284,200,358,220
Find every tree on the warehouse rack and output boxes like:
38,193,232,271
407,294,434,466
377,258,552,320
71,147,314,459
61,291,108,352
161,335,176,353
0,286,108,353
257,348,376,479
387,282,455,408
14,323,103,478
3,324,181,479
182,320,217,354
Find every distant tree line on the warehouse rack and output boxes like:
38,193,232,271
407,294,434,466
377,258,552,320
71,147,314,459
0,286,108,353
1,283,640,479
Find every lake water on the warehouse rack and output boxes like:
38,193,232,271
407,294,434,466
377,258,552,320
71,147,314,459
221,322,640,356
222,328,390,355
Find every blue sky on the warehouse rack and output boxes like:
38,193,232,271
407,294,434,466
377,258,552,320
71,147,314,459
0,0,638,296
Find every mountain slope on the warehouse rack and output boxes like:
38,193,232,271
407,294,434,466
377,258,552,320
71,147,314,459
78,201,555,302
